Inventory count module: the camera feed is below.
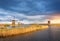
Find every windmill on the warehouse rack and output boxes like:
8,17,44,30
11,16,16,27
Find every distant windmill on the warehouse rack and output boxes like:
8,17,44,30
11,16,16,27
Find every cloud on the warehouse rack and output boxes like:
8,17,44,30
0,8,49,24
8,0,59,15
0,0,60,24
20,19,48,24
0,8,60,24
0,0,60,15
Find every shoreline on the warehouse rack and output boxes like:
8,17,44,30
0,25,48,37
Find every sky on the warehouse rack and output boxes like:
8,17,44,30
0,0,60,24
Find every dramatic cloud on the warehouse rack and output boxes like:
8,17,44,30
0,0,60,24
0,0,60,15
0,9,49,24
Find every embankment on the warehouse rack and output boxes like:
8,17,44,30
0,25,48,37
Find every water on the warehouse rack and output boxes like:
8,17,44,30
0,26,60,41
7,24,30,29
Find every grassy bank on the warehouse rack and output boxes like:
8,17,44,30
0,25,48,37
51,24,60,26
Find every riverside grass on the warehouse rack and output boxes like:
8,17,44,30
0,25,48,37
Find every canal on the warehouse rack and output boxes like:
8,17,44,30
0,26,60,41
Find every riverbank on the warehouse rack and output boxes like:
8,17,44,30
0,25,48,37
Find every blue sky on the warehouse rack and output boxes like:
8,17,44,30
0,0,60,24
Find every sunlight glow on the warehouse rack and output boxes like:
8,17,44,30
50,15,60,24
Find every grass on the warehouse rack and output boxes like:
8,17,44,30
0,25,48,37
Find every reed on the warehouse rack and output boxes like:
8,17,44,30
0,25,48,37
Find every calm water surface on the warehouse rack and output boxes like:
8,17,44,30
0,26,60,41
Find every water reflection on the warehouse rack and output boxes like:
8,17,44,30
0,26,60,41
